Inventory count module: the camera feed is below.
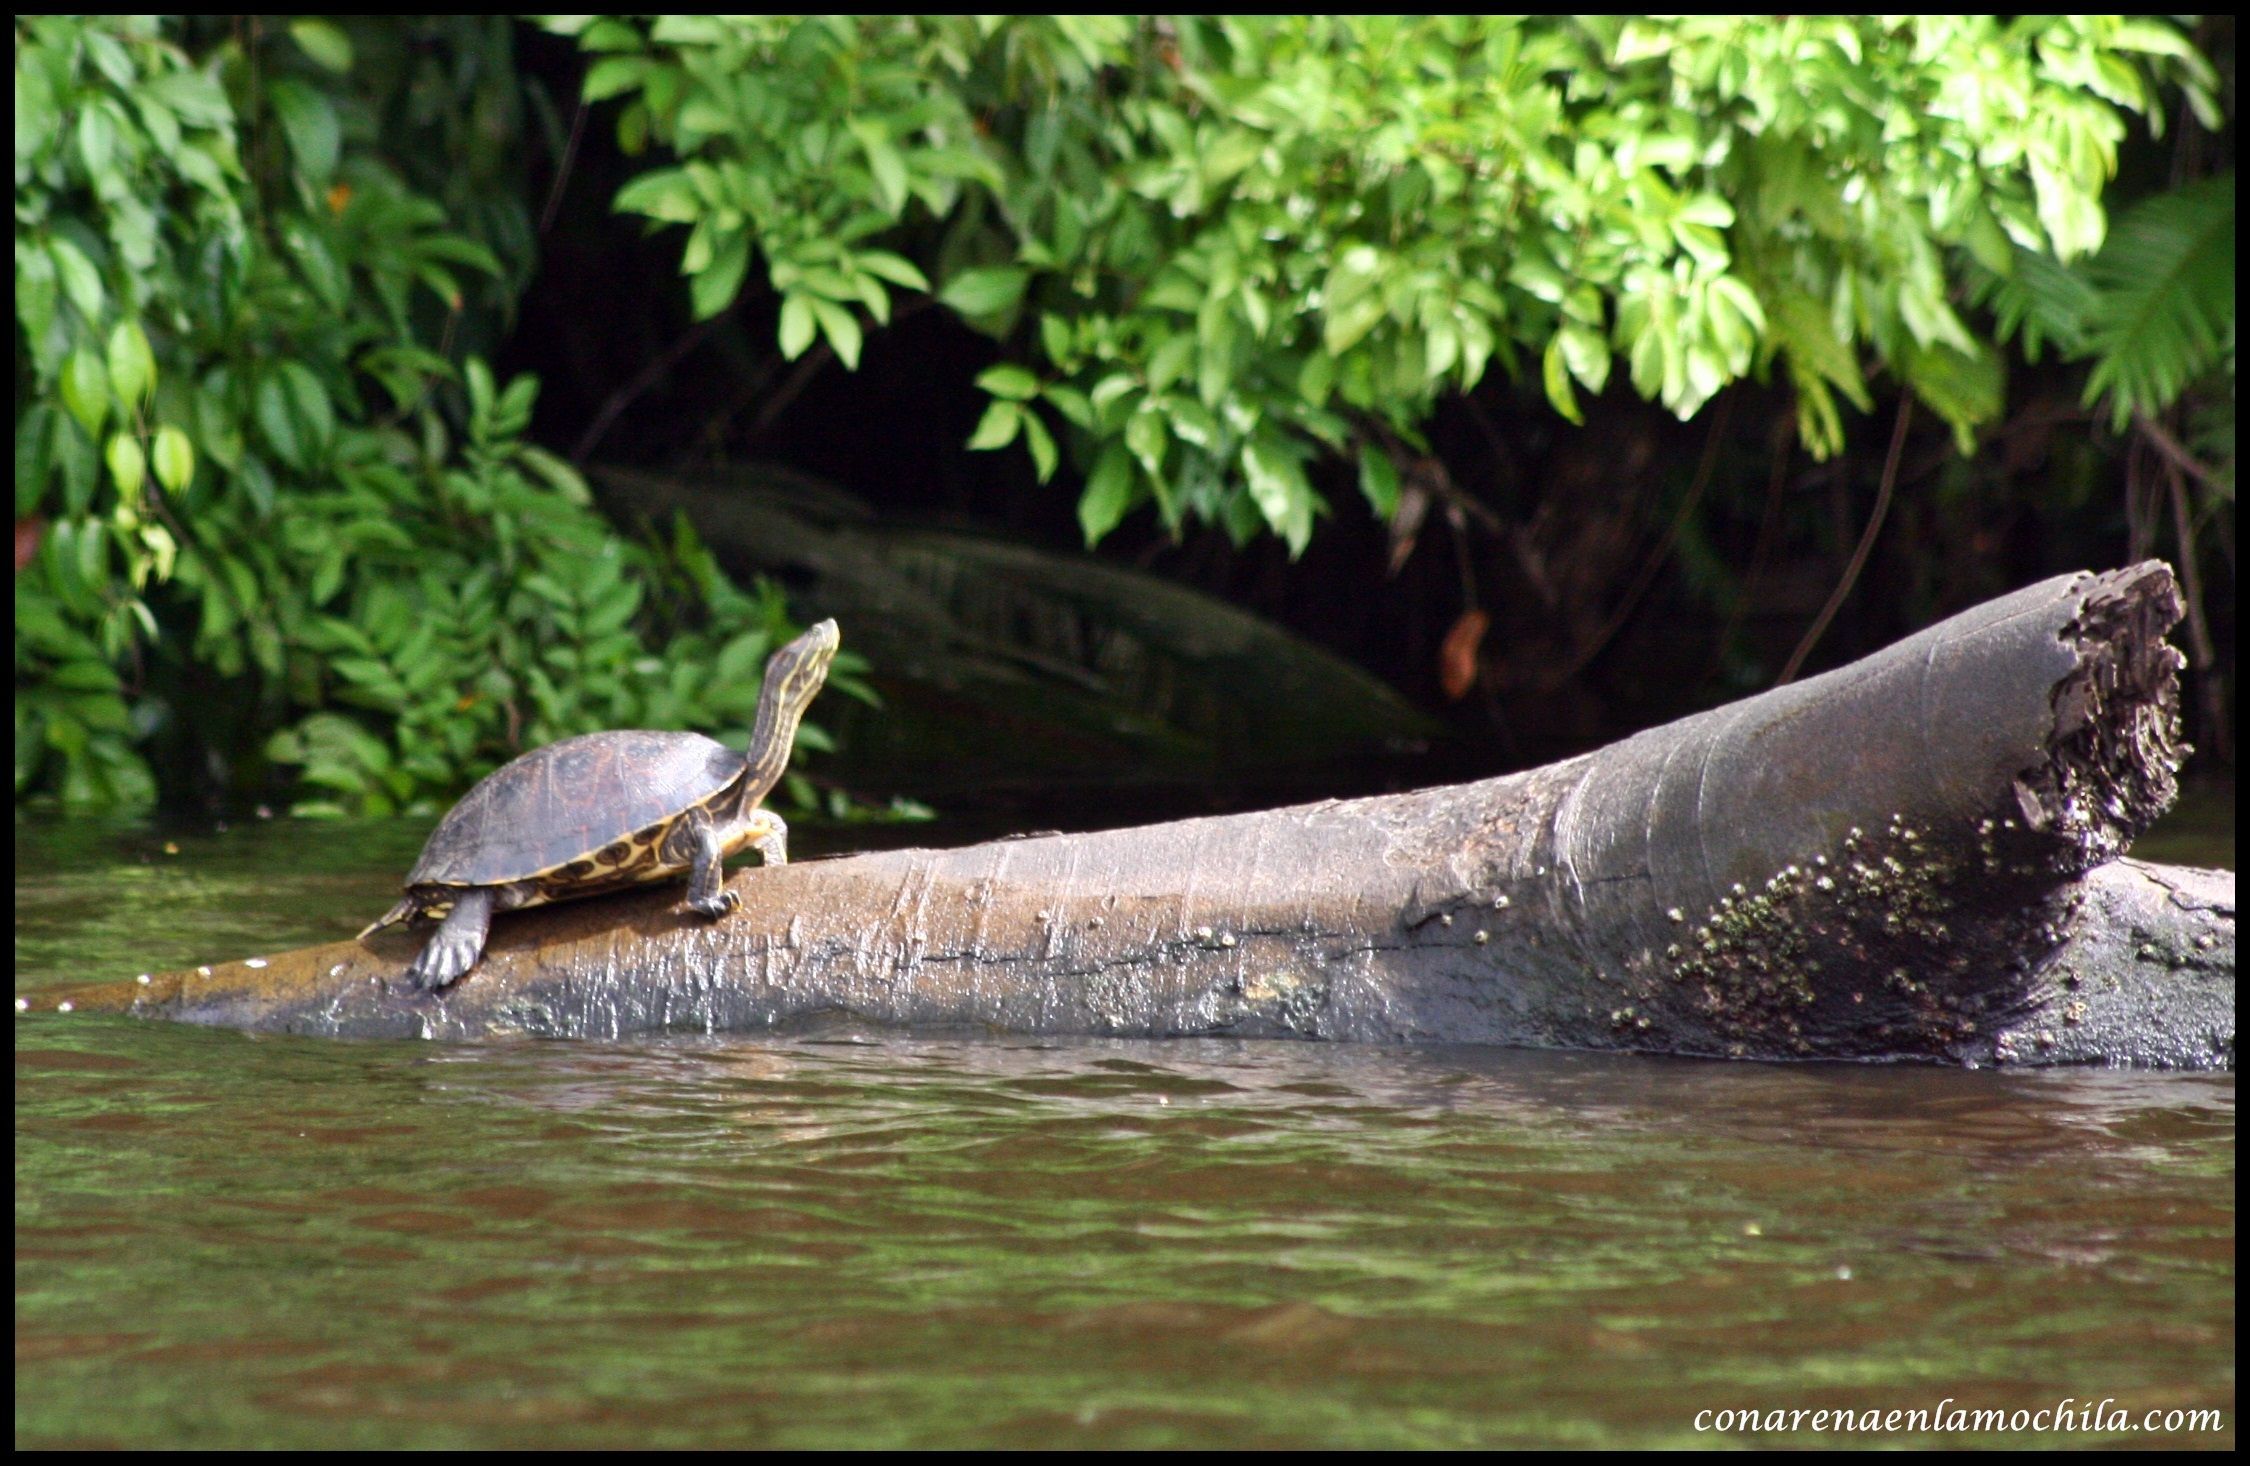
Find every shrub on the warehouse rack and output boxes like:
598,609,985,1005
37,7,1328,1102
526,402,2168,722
16,16,855,812
552,15,2218,553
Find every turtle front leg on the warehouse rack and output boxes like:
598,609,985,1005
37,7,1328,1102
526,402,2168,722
408,887,495,991
682,812,738,918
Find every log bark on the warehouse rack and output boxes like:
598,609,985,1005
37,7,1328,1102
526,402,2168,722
37,563,2232,1068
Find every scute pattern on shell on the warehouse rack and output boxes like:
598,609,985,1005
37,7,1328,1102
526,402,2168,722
407,731,747,886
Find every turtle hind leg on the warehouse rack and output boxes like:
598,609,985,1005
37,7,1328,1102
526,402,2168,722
406,887,495,991
748,810,788,868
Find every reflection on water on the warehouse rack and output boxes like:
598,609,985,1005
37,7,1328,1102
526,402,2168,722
13,813,2237,1449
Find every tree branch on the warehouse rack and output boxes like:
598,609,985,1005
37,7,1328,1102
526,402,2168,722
1778,396,1912,686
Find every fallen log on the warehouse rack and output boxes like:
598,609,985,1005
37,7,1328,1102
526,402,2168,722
37,563,2232,1068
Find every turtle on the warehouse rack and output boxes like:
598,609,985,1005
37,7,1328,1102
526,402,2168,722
359,618,841,991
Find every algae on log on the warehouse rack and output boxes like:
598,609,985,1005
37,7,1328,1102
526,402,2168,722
44,563,2233,1068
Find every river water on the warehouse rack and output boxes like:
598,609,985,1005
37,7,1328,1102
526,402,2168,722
14,805,2235,1448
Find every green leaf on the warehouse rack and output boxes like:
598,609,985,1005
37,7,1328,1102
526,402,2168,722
141,71,230,128
567,17,644,47
495,373,540,434
1558,320,1611,396
517,445,592,504
48,658,123,694
255,362,334,470
613,166,698,222
60,347,110,440
810,297,863,369
1146,332,1195,393
76,103,116,178
938,266,1029,317
1168,399,1221,450
106,321,156,411
1323,295,1387,357
16,244,59,377
466,357,496,427
1899,341,2005,456
966,400,1022,450
1242,436,1314,556
976,365,1040,400
2080,173,2235,430
1038,312,1075,368
1042,383,1093,428
851,272,894,326
150,425,195,495
139,522,176,583
49,238,105,325
853,122,910,216
690,232,750,320
288,20,355,72
1325,244,1382,307
1542,334,1583,424
779,294,817,358
1078,442,1135,545
1358,444,1401,519
17,405,55,516
80,30,134,87
1771,289,1872,410
1125,407,1167,480
1978,246,2095,364
583,55,652,103
1142,275,1204,313
856,251,930,292
50,404,99,514
105,431,146,498
1021,411,1058,483
268,78,341,183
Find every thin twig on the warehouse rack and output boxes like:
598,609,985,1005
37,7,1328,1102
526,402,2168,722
1458,393,1521,496
2164,455,2230,761
1704,415,1791,682
1370,421,1503,533
2125,435,2157,564
679,352,785,467
1446,497,1479,609
1777,397,1911,687
1562,391,1733,679
2134,411,2227,495
738,342,834,447
538,94,589,238
718,296,939,450
570,316,723,464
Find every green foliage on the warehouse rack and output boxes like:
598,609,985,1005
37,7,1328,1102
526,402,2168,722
258,375,863,816
550,14,2216,548
2078,174,2235,434
1977,171,2234,455
16,15,849,813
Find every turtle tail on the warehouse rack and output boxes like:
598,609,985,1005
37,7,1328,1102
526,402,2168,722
357,897,418,942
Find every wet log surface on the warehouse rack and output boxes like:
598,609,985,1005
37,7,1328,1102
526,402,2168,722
40,563,2233,1068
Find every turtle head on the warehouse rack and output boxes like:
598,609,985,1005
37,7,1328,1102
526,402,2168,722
768,619,840,705
738,619,841,801
793,617,842,664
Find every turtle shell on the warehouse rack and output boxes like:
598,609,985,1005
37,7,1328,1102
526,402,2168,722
408,730,747,888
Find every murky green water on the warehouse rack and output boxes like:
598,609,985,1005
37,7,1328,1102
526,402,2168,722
15,803,2236,1449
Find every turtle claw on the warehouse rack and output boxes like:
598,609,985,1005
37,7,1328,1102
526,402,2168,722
404,889,492,991
688,888,739,920
405,935,476,992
